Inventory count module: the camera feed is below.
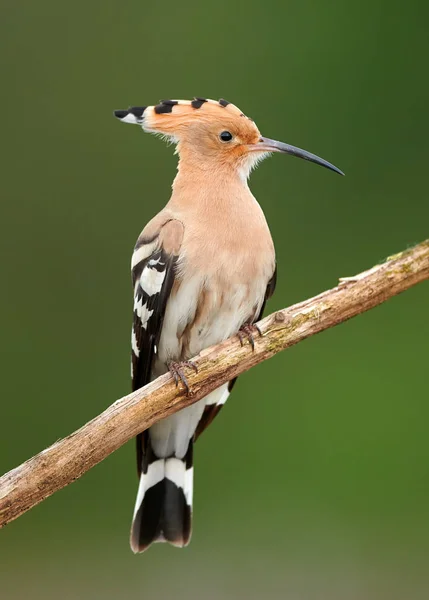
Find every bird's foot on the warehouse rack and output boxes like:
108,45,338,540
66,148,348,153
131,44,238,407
168,360,198,395
237,323,262,351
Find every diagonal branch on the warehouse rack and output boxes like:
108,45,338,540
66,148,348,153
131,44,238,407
1,240,428,528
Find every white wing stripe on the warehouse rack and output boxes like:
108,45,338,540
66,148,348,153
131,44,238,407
140,266,166,296
131,330,140,356
131,241,157,270
133,296,154,329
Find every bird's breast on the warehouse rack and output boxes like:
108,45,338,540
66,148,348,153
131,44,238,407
156,240,274,367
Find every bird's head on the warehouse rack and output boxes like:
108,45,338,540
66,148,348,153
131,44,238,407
114,98,343,179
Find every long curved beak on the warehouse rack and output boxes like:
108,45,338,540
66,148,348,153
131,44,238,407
249,136,344,176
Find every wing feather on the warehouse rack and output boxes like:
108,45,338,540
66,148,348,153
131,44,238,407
131,247,176,391
131,219,184,474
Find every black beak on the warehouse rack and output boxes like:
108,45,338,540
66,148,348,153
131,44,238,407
249,136,344,176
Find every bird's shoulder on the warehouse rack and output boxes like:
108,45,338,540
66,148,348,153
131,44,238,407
132,211,184,272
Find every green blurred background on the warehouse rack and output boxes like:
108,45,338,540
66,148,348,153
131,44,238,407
1,1,428,598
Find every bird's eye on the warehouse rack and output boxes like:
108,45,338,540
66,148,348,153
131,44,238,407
219,131,233,142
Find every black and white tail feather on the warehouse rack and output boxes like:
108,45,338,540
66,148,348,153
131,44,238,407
131,431,194,551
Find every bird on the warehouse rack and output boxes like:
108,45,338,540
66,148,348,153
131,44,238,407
114,97,343,553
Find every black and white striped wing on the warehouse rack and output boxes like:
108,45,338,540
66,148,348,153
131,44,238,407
131,237,178,474
131,241,176,393
194,266,277,441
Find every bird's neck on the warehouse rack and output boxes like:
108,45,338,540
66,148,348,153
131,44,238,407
170,154,251,213
167,154,273,271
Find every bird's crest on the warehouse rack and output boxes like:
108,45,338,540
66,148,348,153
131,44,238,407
114,98,256,142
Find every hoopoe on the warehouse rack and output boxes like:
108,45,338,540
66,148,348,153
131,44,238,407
114,98,343,553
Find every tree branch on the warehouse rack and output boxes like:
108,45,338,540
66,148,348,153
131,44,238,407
1,241,428,528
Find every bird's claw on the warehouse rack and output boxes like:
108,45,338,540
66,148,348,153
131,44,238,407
168,360,198,395
237,323,262,351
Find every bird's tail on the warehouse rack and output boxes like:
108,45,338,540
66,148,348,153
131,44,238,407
130,438,193,553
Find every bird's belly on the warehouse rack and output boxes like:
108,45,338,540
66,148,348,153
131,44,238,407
186,292,249,356
154,274,267,371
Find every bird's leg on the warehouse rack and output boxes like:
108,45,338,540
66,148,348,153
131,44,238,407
168,360,199,395
237,323,262,351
